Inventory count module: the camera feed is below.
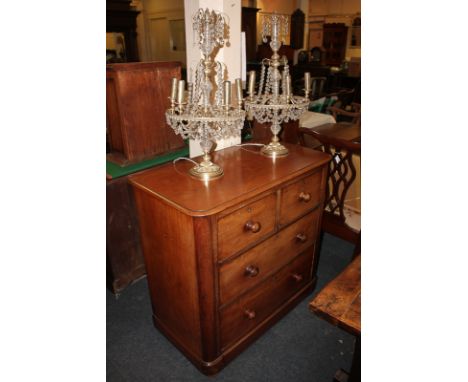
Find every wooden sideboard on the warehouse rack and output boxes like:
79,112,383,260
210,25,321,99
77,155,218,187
129,144,330,374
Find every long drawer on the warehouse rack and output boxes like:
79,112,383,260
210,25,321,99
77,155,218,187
219,250,314,350
218,208,321,305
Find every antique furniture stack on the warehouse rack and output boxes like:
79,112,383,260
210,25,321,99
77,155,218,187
129,144,330,374
106,61,187,295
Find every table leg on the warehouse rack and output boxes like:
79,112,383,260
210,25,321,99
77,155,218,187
333,337,360,382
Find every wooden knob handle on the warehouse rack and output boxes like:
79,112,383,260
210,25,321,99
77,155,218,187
244,309,256,320
298,192,311,202
292,273,303,282
244,265,259,277
296,233,307,243
244,220,261,233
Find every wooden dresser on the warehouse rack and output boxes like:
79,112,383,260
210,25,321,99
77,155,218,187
129,144,330,374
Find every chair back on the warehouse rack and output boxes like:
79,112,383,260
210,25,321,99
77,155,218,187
318,135,361,224
328,102,361,126
309,77,327,100
304,129,361,251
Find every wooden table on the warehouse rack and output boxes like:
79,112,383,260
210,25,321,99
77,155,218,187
305,122,360,143
309,255,361,382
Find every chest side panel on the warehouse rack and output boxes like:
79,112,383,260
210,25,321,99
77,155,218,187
132,187,202,357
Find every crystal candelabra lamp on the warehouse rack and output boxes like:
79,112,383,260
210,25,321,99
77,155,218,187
244,13,311,157
165,8,246,180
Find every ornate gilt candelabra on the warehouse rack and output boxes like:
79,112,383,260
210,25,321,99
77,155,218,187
244,13,311,157
165,8,245,180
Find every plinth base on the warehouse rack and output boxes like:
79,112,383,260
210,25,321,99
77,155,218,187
189,162,224,180
261,141,289,157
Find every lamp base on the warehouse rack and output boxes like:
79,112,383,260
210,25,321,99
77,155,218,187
189,161,224,180
261,141,289,157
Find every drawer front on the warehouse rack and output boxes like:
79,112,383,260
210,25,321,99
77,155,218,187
219,251,314,350
279,170,323,226
217,193,276,261
219,208,320,305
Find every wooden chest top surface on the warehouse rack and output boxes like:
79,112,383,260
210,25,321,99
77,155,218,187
129,143,330,216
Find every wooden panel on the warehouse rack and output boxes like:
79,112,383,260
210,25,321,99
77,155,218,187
217,193,276,261
220,251,314,350
132,187,202,357
219,208,321,305
106,77,124,153
279,170,323,226
106,176,145,294
241,7,260,62
106,61,185,165
323,23,348,67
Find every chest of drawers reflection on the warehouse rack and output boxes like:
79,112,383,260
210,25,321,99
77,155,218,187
129,144,330,374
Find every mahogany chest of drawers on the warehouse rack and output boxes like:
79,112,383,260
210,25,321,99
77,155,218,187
129,144,330,374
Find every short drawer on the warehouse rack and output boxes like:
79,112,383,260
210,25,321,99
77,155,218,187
219,251,314,350
217,193,276,261
279,170,323,226
219,208,320,305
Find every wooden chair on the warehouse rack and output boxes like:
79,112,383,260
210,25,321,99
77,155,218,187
298,128,361,257
309,76,327,100
328,102,361,126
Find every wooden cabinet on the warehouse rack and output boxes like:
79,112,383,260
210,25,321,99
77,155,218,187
241,7,260,62
323,23,348,67
290,9,305,49
129,144,330,374
107,0,140,62
106,175,145,295
106,61,185,166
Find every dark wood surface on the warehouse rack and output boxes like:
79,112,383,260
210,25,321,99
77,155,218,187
241,7,260,62
106,61,185,166
309,254,361,336
303,123,360,143
298,122,361,256
106,176,145,295
323,23,348,67
310,255,361,382
107,0,140,62
290,9,305,49
129,144,330,374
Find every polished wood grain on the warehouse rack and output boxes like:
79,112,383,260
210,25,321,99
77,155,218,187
219,208,321,305
220,251,314,349
309,255,361,336
129,145,329,374
217,192,276,261
299,122,361,146
130,144,330,216
279,168,326,226
132,187,203,357
106,61,185,165
106,176,145,295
